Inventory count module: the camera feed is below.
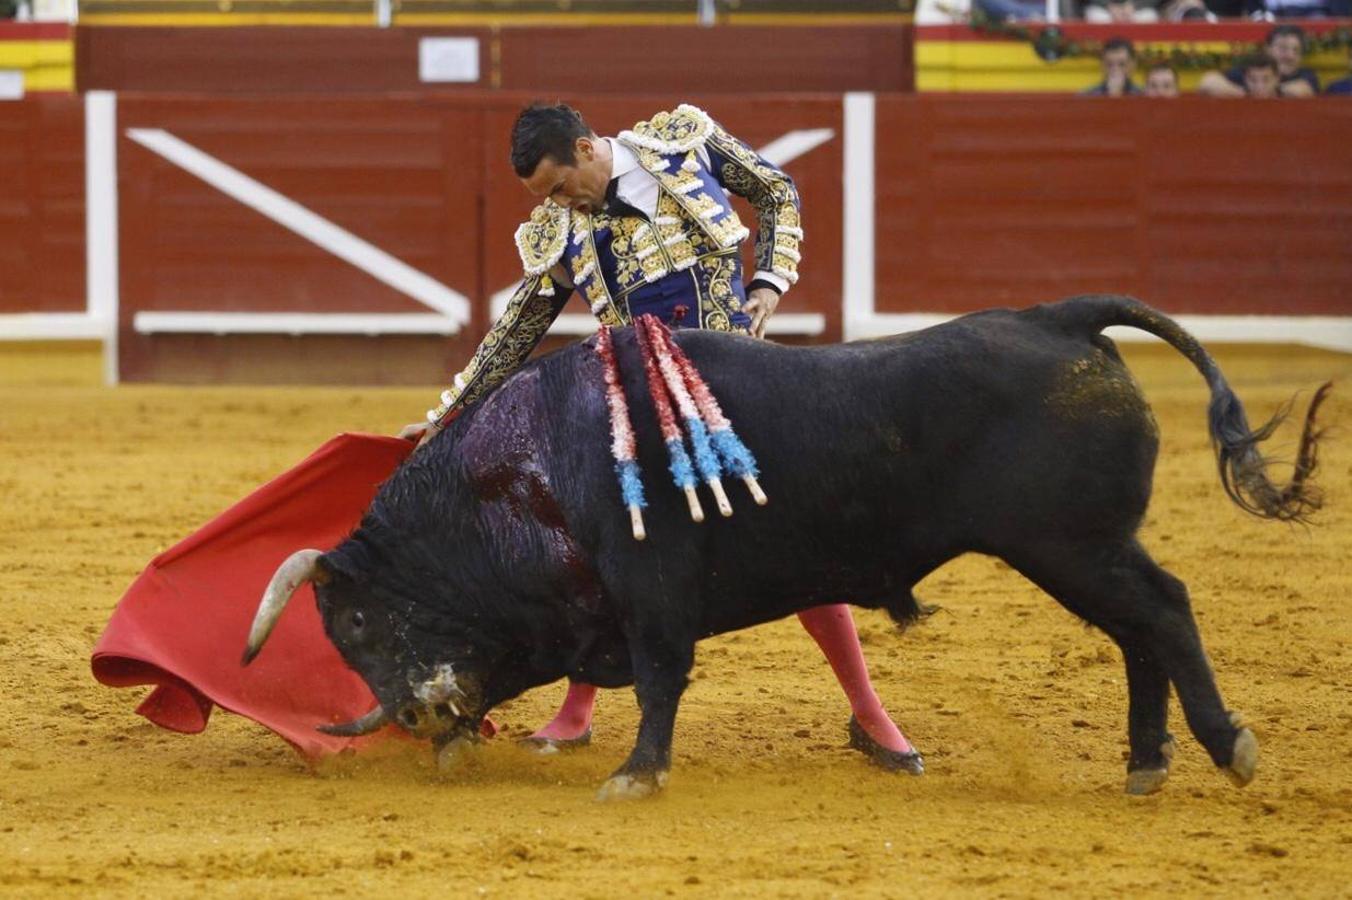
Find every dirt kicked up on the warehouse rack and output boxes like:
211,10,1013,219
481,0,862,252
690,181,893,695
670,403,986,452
2,340,1351,897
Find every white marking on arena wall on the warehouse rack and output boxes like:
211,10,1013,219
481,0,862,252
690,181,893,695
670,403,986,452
842,92,875,344
756,128,835,169
133,312,461,337
124,128,471,329
88,92,120,385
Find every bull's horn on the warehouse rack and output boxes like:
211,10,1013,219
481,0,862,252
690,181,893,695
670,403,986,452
241,549,323,665
317,706,388,737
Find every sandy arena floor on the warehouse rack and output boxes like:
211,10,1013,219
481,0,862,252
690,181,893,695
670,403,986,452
2,339,1351,897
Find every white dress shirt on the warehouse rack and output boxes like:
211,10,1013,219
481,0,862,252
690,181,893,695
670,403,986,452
603,137,789,295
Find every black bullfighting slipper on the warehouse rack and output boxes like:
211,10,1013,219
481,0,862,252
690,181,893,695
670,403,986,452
848,716,925,775
517,729,593,755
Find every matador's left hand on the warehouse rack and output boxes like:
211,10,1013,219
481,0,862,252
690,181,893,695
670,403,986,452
744,287,780,340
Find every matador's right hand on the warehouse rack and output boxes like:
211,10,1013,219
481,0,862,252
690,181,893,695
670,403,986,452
398,421,442,450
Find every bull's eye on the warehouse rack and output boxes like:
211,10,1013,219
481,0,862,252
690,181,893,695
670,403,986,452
351,611,365,630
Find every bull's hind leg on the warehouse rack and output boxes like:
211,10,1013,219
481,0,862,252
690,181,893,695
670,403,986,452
1118,641,1177,795
1006,539,1256,794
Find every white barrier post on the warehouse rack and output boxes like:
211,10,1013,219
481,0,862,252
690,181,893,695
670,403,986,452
842,92,875,342
85,90,119,385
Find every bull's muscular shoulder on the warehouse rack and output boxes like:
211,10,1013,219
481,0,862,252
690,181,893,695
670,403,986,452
457,369,549,479
454,358,600,496
616,104,715,155
453,364,605,606
514,201,571,275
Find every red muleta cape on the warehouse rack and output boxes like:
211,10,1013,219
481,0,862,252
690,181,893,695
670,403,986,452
92,434,420,758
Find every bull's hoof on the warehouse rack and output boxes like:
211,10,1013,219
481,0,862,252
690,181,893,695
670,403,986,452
517,728,592,755
1125,736,1176,796
595,770,667,802
847,716,925,776
1125,767,1169,796
1225,726,1259,788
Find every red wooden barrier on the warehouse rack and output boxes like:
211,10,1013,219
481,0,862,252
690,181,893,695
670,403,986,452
874,95,1352,316
75,25,914,94
76,27,493,94
0,95,85,315
111,92,846,381
5,91,1350,381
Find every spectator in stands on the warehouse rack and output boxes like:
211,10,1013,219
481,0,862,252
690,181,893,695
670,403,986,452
1253,0,1338,18
1198,26,1318,98
1235,55,1283,97
1083,0,1161,22
972,0,1050,21
1144,62,1182,96
1081,38,1143,96
1205,0,1346,14
1157,0,1217,19
1198,0,1245,14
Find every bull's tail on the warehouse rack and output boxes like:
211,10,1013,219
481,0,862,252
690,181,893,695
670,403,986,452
1050,294,1330,523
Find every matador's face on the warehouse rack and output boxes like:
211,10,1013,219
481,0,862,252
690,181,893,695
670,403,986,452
522,136,612,215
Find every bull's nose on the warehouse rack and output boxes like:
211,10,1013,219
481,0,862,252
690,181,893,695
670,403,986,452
395,702,462,736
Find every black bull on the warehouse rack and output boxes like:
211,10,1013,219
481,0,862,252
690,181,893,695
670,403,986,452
243,295,1327,800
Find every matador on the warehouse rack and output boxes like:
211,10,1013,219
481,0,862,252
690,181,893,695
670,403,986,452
401,103,921,773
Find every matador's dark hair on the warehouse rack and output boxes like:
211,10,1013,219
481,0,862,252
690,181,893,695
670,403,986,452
510,104,595,178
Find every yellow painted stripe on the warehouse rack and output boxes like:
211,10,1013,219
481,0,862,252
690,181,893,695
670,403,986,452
0,39,74,93
23,67,76,92
79,12,375,24
917,38,1351,92
80,11,697,25
388,11,909,25
917,69,1217,92
721,12,913,24
79,10,912,26
0,40,73,67
394,12,698,26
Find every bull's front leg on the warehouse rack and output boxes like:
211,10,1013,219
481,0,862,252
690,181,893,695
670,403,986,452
596,631,694,802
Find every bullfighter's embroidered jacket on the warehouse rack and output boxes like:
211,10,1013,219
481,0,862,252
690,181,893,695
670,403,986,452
426,104,802,427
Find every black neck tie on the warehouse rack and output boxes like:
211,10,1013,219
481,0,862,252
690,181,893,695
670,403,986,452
603,178,645,220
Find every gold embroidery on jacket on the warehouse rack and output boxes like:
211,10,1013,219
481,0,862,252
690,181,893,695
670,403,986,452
616,104,715,155
707,124,801,285
630,147,749,252
698,253,744,333
428,274,565,423
652,193,699,273
606,215,671,286
514,202,571,275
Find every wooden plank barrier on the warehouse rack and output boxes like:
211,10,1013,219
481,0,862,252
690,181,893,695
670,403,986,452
2,91,1349,381
0,94,85,316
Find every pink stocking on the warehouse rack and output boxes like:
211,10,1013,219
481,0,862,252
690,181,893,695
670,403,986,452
797,604,913,753
531,681,597,742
